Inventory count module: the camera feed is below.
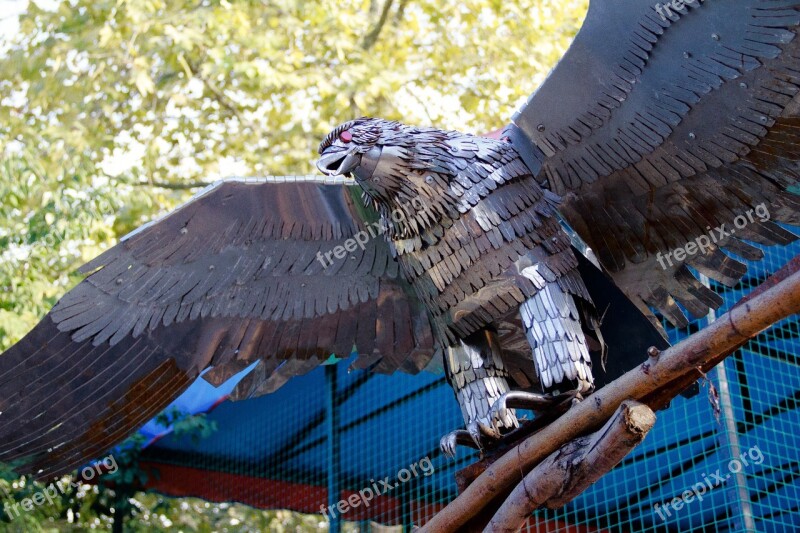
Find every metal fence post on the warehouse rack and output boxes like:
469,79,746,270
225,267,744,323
326,364,342,533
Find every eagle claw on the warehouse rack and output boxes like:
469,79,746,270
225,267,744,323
440,430,475,458
488,390,554,427
440,414,510,458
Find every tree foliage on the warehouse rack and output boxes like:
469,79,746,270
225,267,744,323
0,0,588,347
0,0,587,529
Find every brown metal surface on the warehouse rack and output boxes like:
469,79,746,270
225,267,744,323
0,180,435,478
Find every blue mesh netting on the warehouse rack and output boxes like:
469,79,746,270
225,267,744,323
142,240,800,532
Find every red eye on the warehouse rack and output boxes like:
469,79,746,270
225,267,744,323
339,130,352,142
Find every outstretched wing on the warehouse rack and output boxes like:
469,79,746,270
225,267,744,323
509,0,800,328
0,177,434,479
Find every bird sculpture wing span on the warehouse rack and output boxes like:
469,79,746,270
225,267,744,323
0,177,435,479
511,0,800,329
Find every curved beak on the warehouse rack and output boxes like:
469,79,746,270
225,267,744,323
316,147,361,177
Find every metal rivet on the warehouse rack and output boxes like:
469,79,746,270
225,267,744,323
425,175,433,184
683,51,691,59
180,227,188,235
711,33,720,41
373,177,380,182
209,265,215,271
739,82,748,89
689,132,696,140
537,124,545,132
760,116,768,123
116,278,123,285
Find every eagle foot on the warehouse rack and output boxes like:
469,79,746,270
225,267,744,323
488,390,553,428
440,412,516,458
488,389,586,429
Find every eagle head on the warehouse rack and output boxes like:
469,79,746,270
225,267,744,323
316,116,412,196
316,117,389,175
317,117,460,239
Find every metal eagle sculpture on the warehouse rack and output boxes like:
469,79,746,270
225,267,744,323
3,0,800,479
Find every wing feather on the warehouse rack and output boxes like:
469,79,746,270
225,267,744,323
512,0,800,326
0,178,434,479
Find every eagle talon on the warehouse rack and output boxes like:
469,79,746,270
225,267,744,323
488,398,515,431
468,417,501,445
440,414,509,459
466,423,484,451
440,429,480,458
488,390,562,428
439,432,457,458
